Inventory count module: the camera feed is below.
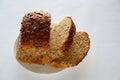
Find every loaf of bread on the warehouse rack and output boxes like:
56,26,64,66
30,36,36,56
50,32,90,68
48,17,76,60
16,11,51,64
16,11,90,68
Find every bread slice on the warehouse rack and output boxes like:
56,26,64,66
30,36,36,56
48,17,76,60
50,32,90,68
16,11,51,64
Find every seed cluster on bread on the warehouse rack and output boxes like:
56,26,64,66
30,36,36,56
20,11,51,49
16,11,90,68
16,11,51,64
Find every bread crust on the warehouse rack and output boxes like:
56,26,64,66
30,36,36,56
20,11,51,49
16,11,51,64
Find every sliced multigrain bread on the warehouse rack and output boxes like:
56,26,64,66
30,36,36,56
16,11,51,64
48,17,76,60
50,32,90,68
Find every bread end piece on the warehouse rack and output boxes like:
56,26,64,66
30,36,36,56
16,11,51,64
20,11,51,49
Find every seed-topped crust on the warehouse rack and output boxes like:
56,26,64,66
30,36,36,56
16,11,51,64
20,11,51,49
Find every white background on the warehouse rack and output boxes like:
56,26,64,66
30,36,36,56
0,0,120,80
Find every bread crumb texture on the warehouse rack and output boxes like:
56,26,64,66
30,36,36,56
50,32,90,68
49,17,76,59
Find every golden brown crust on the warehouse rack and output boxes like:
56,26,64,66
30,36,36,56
16,11,51,64
42,55,52,64
50,32,90,68
17,55,43,64
16,36,47,64
20,11,51,49
60,17,76,54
